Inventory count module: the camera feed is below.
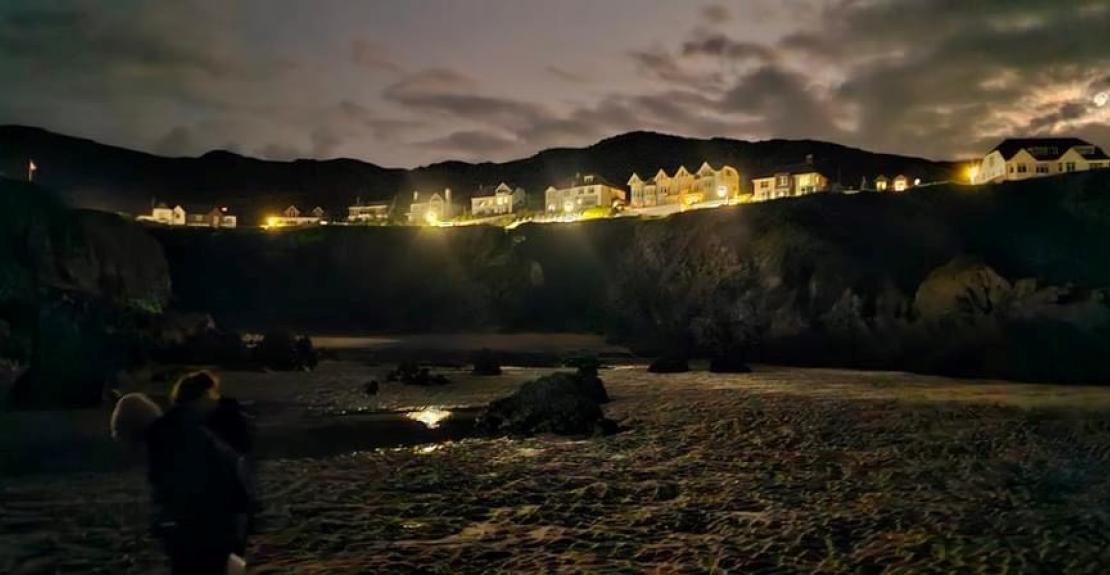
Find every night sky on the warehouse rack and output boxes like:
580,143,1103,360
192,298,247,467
1,0,1108,167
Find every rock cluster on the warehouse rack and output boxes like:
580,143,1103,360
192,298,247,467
387,361,450,386
477,371,616,437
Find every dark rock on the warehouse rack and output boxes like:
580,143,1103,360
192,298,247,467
155,329,246,366
470,348,502,376
915,257,1013,322
363,380,379,396
387,361,450,386
476,372,615,437
571,370,610,403
255,331,317,371
709,354,752,373
564,355,604,377
648,354,689,374
9,298,128,409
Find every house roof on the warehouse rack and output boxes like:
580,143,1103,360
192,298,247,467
555,173,623,190
474,182,520,197
750,162,827,180
990,138,1109,161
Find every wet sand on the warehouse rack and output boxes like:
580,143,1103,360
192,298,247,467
4,364,1110,573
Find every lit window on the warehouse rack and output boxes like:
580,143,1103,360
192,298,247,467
1036,164,1049,174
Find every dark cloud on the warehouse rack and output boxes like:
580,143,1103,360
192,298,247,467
419,130,518,156
545,65,591,84
2,1,1108,166
351,39,403,74
0,4,238,77
629,49,722,89
384,69,546,131
682,35,771,62
719,65,841,140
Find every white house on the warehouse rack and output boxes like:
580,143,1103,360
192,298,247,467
139,204,235,228
627,162,740,208
544,173,626,214
751,161,831,202
138,203,186,225
471,183,526,217
348,201,392,223
267,205,324,227
971,138,1109,184
408,189,455,224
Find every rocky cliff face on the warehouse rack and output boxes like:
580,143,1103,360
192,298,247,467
151,172,1110,383
1,178,171,407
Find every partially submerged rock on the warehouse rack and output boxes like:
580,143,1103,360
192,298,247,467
255,331,317,371
648,354,689,374
387,361,450,386
477,372,616,437
470,348,502,376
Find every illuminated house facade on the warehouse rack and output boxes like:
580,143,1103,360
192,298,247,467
139,203,186,225
627,162,740,208
268,205,325,227
348,202,392,223
972,138,1109,184
751,164,830,202
408,189,455,224
139,204,235,227
544,173,626,213
471,182,526,217
872,174,915,192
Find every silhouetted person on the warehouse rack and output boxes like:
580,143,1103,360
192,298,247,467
146,371,253,574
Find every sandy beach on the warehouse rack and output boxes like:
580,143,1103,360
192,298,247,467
4,360,1110,573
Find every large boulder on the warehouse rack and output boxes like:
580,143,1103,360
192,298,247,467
470,348,502,376
255,331,317,371
154,328,247,366
648,354,689,373
387,361,449,386
476,372,615,437
914,258,1013,323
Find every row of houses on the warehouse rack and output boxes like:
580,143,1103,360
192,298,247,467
137,203,238,228
137,137,1108,229
969,138,1109,184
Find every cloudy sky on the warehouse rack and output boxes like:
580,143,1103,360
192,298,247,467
1,0,1109,167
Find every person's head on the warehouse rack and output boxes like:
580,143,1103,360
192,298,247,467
170,371,221,405
110,392,163,445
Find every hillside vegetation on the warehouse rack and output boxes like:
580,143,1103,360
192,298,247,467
153,171,1110,383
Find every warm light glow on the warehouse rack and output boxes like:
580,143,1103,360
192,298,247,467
424,210,439,225
406,407,452,429
266,216,280,228
717,185,728,198
967,165,979,184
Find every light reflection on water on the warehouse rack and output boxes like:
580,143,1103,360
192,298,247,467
406,407,453,429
